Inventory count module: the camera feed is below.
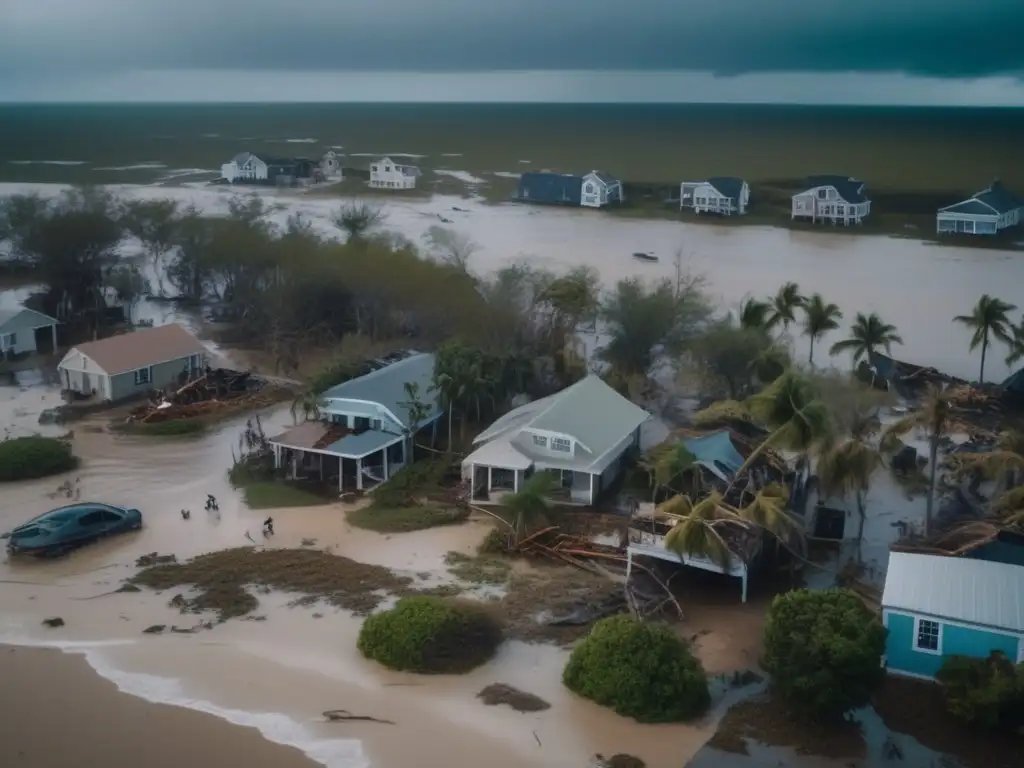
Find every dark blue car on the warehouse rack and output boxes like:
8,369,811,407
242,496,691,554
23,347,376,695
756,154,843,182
3,503,143,557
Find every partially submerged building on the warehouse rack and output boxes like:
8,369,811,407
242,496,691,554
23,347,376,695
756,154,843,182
516,171,623,208
0,305,59,358
936,180,1023,236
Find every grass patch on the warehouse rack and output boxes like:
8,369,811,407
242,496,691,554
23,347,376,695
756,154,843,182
444,551,512,585
477,683,551,712
347,504,469,533
357,595,503,674
134,419,205,436
131,547,412,621
0,436,78,482
243,482,331,509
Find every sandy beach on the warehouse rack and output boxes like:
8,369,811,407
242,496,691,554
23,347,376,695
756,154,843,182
0,645,318,768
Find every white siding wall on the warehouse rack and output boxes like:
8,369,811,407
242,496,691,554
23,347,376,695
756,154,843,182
791,186,870,223
369,158,417,189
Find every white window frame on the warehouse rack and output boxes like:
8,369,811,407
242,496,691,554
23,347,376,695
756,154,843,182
913,616,943,655
532,434,547,448
133,366,153,386
551,437,571,453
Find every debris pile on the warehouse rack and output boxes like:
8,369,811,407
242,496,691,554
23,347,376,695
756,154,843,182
125,368,285,423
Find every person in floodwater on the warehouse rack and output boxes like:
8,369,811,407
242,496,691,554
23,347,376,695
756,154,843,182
180,509,191,520
262,517,274,537
206,494,218,511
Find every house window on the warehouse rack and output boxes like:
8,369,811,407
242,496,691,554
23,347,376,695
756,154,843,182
816,188,827,199
585,184,594,193
532,434,548,448
836,205,845,214
371,165,378,172
133,367,152,386
914,618,942,653
1,332,15,348
551,437,571,453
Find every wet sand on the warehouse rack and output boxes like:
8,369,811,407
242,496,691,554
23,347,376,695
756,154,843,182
0,645,317,768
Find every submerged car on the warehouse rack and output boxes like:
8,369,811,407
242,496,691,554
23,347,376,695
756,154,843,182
2,503,143,556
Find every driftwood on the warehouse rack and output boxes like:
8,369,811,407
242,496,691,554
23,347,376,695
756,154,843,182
322,709,395,725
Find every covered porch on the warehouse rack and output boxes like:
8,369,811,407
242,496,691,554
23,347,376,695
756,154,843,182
464,441,596,505
269,421,409,493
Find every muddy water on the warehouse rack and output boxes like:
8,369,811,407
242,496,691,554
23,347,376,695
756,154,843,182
0,404,744,768
3,181,1022,382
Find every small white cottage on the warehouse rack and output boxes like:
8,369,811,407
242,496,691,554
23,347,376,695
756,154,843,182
369,157,420,190
221,152,268,183
680,177,750,215
580,171,623,208
319,150,344,180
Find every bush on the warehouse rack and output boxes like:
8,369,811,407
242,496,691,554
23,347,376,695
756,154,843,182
370,459,452,508
562,615,710,723
936,651,1024,730
762,588,886,720
0,436,78,481
347,504,468,533
357,596,502,674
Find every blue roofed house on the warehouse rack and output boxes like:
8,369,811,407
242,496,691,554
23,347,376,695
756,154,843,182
680,177,750,216
517,170,623,208
882,552,1024,681
936,180,1023,236
269,352,442,493
791,175,871,225
462,375,649,506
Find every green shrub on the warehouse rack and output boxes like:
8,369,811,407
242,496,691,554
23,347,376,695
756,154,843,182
357,596,502,674
762,588,886,720
137,419,205,436
562,615,710,723
0,436,78,481
936,651,1024,730
347,504,468,533
370,459,451,508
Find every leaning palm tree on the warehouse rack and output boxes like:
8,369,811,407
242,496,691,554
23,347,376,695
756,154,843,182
662,492,737,571
738,296,771,330
735,369,832,477
1005,318,1024,370
882,385,958,538
289,391,323,423
765,282,807,333
802,293,843,366
829,312,904,367
816,411,884,563
953,295,1017,384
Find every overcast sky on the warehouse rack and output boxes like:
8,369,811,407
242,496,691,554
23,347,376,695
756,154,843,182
1,0,1022,103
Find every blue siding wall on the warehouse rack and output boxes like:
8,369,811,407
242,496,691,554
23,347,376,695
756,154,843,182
886,612,1021,679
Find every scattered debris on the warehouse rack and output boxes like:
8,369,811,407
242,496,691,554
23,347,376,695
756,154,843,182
135,552,177,567
125,368,287,424
300,538,317,547
322,709,395,725
593,755,646,768
477,683,551,713
115,583,141,593
143,624,166,634
41,617,64,628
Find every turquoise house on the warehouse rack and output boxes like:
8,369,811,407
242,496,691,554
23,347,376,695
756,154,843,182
882,551,1024,680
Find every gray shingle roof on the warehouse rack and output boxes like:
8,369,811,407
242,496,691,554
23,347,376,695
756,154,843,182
706,176,745,199
321,352,440,430
803,175,867,204
973,181,1022,214
587,171,620,186
938,199,999,217
471,375,650,471
0,306,58,331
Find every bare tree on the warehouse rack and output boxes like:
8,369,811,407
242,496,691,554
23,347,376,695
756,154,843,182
425,225,478,272
123,199,180,297
332,201,385,243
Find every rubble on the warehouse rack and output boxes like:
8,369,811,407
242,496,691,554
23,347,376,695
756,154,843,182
124,367,289,424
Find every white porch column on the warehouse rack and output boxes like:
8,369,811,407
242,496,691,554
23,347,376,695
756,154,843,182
318,454,324,480
741,567,748,604
513,470,519,493
273,445,280,469
487,466,492,493
625,549,633,581
589,473,594,505
382,445,389,480
470,463,475,499
356,458,363,491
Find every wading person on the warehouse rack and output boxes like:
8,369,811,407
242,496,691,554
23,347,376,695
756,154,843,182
262,517,274,537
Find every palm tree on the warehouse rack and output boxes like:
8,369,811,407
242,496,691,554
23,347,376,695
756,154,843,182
289,391,323,423
802,293,843,366
1005,318,1024,370
829,312,904,367
765,282,806,333
738,296,771,330
882,385,958,538
816,411,884,563
431,371,459,449
639,442,697,499
953,295,1017,384
734,370,832,477
505,472,555,542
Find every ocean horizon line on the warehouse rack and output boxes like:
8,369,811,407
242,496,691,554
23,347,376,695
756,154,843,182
2,101,1024,110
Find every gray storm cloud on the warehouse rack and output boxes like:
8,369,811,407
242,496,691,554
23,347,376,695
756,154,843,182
1,0,1022,78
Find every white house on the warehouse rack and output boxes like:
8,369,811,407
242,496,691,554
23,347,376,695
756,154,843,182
462,375,650,506
221,152,269,183
369,157,421,190
936,180,1023,236
0,306,58,357
680,177,750,215
269,352,442,493
319,150,344,180
791,175,871,225
580,171,624,208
